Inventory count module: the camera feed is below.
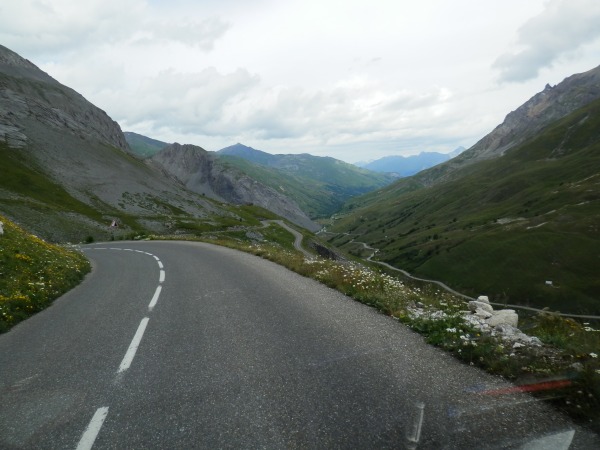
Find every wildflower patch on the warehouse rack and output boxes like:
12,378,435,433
0,215,90,333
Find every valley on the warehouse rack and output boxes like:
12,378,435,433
2,43,600,437
1,41,599,317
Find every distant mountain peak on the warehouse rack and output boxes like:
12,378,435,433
0,44,36,68
356,149,462,176
0,44,59,85
464,64,600,162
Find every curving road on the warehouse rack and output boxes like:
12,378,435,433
263,220,313,258
0,240,597,448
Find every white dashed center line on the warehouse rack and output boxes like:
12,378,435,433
118,317,150,373
79,245,166,449
76,407,109,450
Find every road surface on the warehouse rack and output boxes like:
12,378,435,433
0,240,597,448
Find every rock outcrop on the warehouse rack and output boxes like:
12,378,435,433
463,296,542,348
466,67,600,161
152,144,320,231
468,295,519,328
0,44,129,152
417,64,600,186
0,45,220,241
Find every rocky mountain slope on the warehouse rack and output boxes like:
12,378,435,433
0,45,128,151
152,143,320,231
0,45,269,241
217,143,396,217
378,64,600,191
124,131,169,158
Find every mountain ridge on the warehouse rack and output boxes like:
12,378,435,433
152,143,320,231
0,45,283,241
356,147,465,176
328,88,600,314
216,143,396,217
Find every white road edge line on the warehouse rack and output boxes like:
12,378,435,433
159,270,165,283
118,317,150,373
76,407,109,450
148,285,162,311
157,260,164,269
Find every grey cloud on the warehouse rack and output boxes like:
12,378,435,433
136,18,230,51
117,67,260,134
0,0,229,58
493,0,600,82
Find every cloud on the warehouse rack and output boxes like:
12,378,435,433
113,67,260,135
493,0,600,82
0,0,229,57
115,68,461,156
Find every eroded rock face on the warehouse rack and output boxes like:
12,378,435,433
417,64,600,187
0,44,129,152
463,65,600,161
153,144,320,231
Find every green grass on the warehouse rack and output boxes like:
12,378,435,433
0,214,90,333
217,153,395,218
329,97,600,315
0,144,103,219
123,132,169,158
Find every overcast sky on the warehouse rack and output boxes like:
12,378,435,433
1,0,599,162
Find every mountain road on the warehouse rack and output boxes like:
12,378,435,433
0,240,597,448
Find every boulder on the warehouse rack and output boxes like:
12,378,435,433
477,295,490,303
468,300,494,314
474,309,493,320
486,309,518,328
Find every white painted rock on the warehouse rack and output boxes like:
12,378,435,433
486,309,518,328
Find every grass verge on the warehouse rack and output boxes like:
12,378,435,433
0,214,90,333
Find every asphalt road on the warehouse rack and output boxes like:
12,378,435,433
0,240,597,449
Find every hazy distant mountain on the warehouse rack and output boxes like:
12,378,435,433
124,131,169,158
216,143,396,217
329,66,600,315
218,143,278,166
356,147,465,176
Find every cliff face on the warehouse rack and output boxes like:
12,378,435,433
153,144,320,231
415,64,600,187
0,44,128,151
466,65,600,161
0,45,223,241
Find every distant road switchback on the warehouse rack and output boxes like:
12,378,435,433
0,241,597,448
